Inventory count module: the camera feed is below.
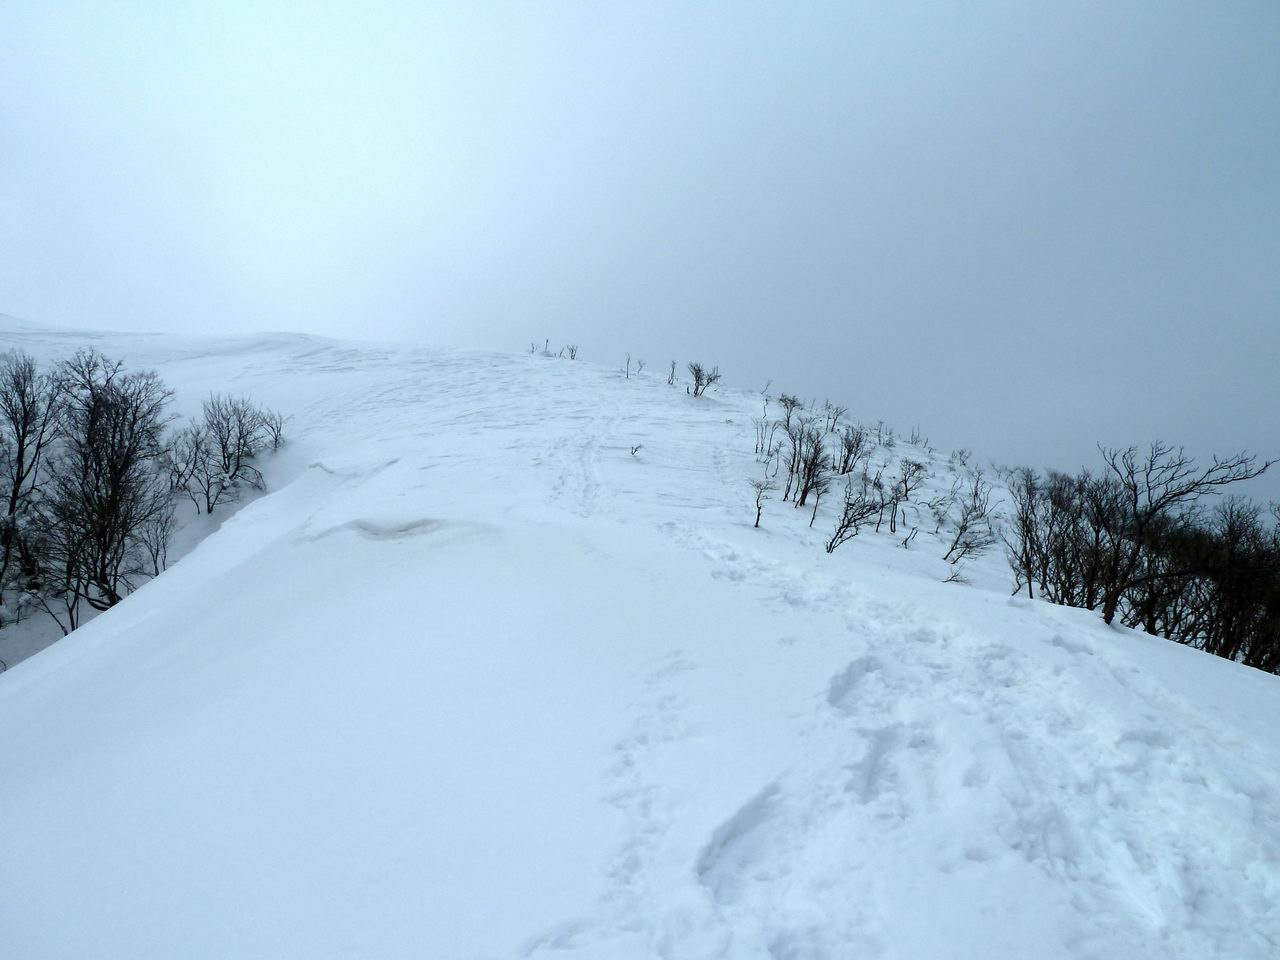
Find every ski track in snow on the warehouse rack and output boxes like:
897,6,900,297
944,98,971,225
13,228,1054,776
0,320,1278,960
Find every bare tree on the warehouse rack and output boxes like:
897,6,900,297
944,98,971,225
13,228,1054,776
777,394,802,432
1003,467,1042,599
162,422,203,494
206,395,267,481
808,470,833,528
138,496,176,576
750,477,776,528
0,352,59,589
262,409,287,450
943,469,998,564
667,360,676,385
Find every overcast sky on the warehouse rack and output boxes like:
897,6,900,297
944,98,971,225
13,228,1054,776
3,1,1277,496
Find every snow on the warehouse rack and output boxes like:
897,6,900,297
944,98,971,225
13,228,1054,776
0,318,1278,959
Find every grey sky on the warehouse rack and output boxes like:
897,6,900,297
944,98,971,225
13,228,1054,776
3,1,1278,496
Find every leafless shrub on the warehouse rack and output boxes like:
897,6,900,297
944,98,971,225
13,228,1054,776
823,401,848,433
897,460,927,502
687,363,721,397
926,477,961,535
780,416,815,502
879,460,927,534
793,423,829,508
753,407,781,464
825,474,883,554
836,424,872,475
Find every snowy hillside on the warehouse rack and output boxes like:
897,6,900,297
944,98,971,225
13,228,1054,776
1,320,1278,959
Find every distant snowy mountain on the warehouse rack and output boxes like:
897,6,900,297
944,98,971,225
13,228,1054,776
1,319,1277,959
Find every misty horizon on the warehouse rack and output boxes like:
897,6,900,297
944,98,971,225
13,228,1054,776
3,1,1277,498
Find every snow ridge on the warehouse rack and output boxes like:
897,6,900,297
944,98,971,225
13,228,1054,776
0,321,1277,960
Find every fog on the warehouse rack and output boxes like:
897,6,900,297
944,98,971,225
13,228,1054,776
3,1,1277,496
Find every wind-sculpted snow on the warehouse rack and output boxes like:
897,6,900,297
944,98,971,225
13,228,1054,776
0,317,1277,959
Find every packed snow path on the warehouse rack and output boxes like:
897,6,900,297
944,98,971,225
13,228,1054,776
1,321,1277,959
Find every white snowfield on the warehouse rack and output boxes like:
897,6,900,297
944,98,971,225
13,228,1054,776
1,319,1277,960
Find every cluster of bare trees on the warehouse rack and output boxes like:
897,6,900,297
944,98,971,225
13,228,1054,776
166,395,284,515
747,394,977,563
1003,443,1278,671
744,384,1279,673
0,349,284,636
751,394,998,568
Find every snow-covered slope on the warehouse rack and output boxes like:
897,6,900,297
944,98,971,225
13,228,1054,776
1,321,1277,959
